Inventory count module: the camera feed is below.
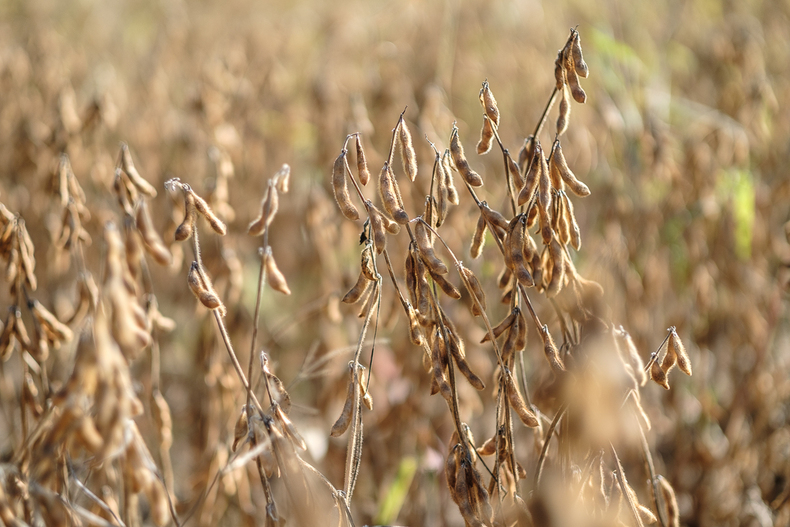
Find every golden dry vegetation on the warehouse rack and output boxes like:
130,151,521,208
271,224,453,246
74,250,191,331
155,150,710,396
0,0,789,526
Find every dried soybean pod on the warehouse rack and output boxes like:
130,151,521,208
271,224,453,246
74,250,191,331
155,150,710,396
546,237,566,297
431,332,452,400
404,248,419,307
441,149,460,205
481,310,516,343
187,262,223,313
477,115,494,155
331,370,355,437
455,462,485,527
136,201,172,266
355,134,371,186
506,150,525,192
515,308,527,351
406,304,424,346
191,190,227,235
459,264,487,313
651,360,670,389
557,196,571,246
357,280,377,318
274,163,291,193
477,436,496,456
415,220,448,275
556,85,571,136
450,126,483,187
368,205,388,254
248,184,279,236
342,271,371,304
562,192,582,250
265,248,291,295
505,370,539,427
537,145,552,215
448,333,485,390
332,150,360,221
480,202,510,233
660,335,677,374
571,30,589,78
470,213,487,259
670,328,692,376
517,135,535,175
548,143,564,190
500,318,519,364
360,245,376,282
398,119,418,182
445,446,459,498
175,189,197,241
121,143,157,198
510,216,534,288
540,324,565,373
30,300,72,342
518,141,542,206
555,142,590,197
379,164,410,224
564,47,587,103
554,49,566,90
428,267,461,299
479,80,500,126
658,476,680,527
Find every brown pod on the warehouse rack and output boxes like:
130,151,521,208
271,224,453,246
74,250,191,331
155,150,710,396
342,271,371,304
360,245,377,282
407,304,424,346
517,141,542,206
480,202,510,233
517,135,535,175
571,30,589,78
357,280,377,318
367,205,388,254
192,191,227,235
549,143,564,190
431,331,452,400
540,324,565,374
537,146,552,216
658,476,680,527
555,142,590,197
274,163,291,193
450,126,483,187
248,184,279,236
136,201,172,266
428,267,461,299
476,115,494,155
448,334,485,390
481,310,516,343
562,192,582,250
445,446,459,498
404,248,419,307
187,262,224,313
554,49,566,90
509,216,534,288
332,150,360,221
556,195,571,246
121,143,157,198
479,80,500,127
175,191,197,241
459,264,487,313
331,372,355,437
435,155,449,227
564,48,587,103
660,334,678,374
500,318,519,365
515,308,528,351
498,265,513,289
265,248,291,295
506,151,525,192
470,214,487,259
505,370,539,427
355,134,371,186
477,436,496,456
545,237,566,298
414,220,448,275
30,300,73,343
670,328,692,376
556,85,571,136
650,360,670,389
379,164,410,224
411,244,432,320
441,149,460,204
398,119,418,182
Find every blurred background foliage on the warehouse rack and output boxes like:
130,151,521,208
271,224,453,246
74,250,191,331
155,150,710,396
0,0,789,525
